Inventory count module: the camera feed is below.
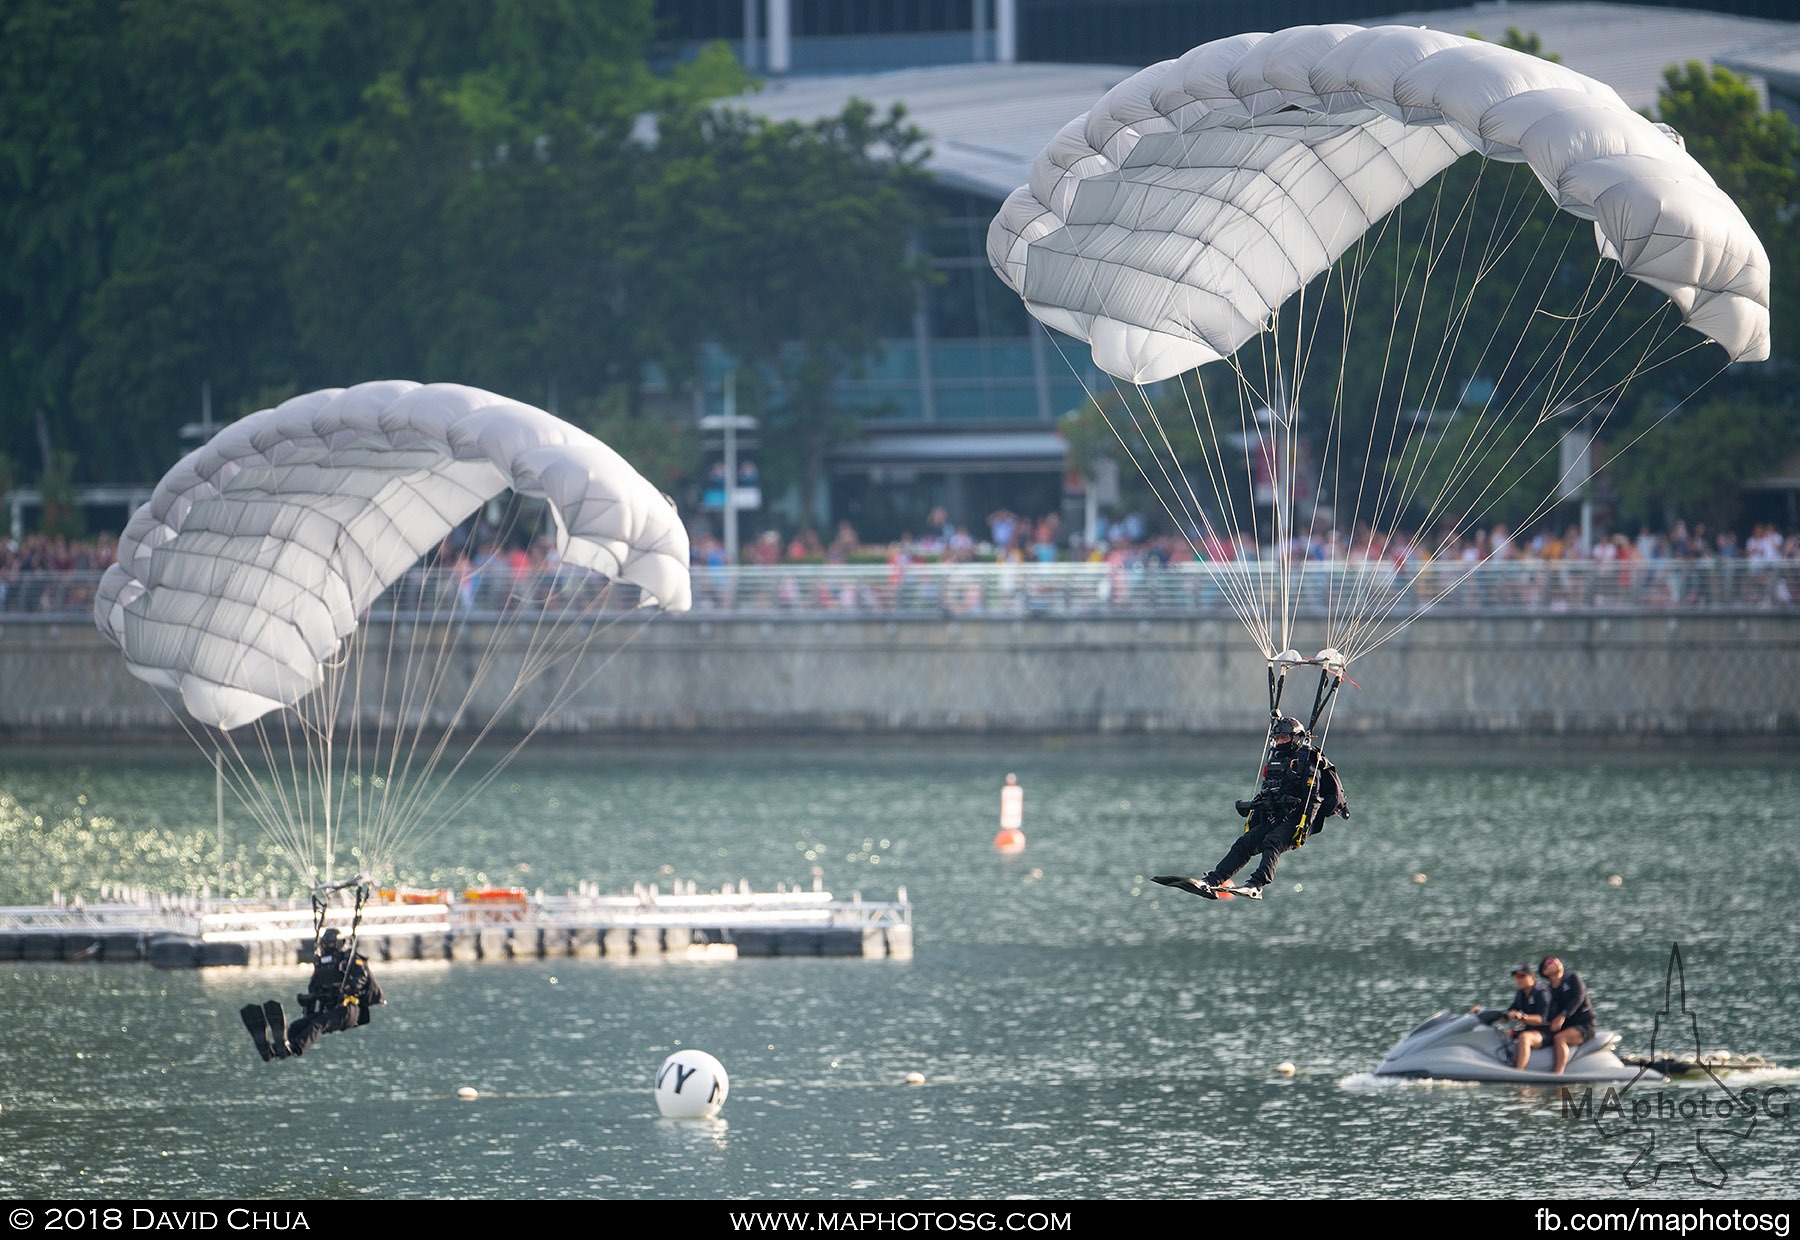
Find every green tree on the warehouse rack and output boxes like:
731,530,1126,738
0,0,370,481
1655,61,1799,368
1657,62,1798,243
1611,395,1798,530
650,100,936,527
1472,27,1560,61
71,130,299,472
2,0,717,484
1599,63,1800,530
0,0,983,537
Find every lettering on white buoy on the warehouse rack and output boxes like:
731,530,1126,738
995,773,1026,854
1275,1062,1297,1077
655,1049,730,1120
456,1086,479,1100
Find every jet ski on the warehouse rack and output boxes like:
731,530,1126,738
1374,1010,1664,1084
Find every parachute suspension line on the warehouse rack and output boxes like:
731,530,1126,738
332,502,666,881
1274,299,1298,658
1276,157,1376,660
1230,347,1282,652
1330,159,1507,659
1332,169,1463,590
1315,206,1406,655
1340,260,1707,664
148,691,310,893
1179,369,1278,652
1350,302,1702,664
354,547,471,883
1318,163,1529,659
1323,163,1582,661
1045,330,1275,658
370,563,584,863
353,522,515,879
185,676,325,891
1123,363,1272,653
367,547,476,882
384,597,656,866
1044,137,1295,658
372,583,655,872
1042,301,1260,646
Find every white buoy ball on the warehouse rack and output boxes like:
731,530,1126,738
1411,873,1428,885
456,1086,479,1100
905,1071,926,1085
1275,1061,1297,1077
655,1049,730,1120
1608,874,1624,887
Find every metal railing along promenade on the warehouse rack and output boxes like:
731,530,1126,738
5,558,1796,621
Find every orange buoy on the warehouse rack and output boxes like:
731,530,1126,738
995,773,1026,853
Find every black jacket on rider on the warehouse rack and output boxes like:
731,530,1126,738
1546,971,1597,1035
1205,737,1350,889
285,941,385,1056
1477,981,1551,1027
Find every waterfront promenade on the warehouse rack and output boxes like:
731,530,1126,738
3,561,1795,737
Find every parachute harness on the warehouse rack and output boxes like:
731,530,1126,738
309,874,373,1007
1252,650,1349,849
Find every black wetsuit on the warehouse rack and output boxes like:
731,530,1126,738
286,948,384,1056
1202,741,1350,888
1480,983,1552,1033
1547,971,1597,1041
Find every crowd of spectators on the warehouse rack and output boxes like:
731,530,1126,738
692,507,1800,572
5,511,1798,615
0,533,116,614
684,507,1800,612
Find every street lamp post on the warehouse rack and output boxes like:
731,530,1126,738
178,381,216,447
699,372,758,566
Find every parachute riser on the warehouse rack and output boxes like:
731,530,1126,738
1289,669,1349,850
1306,667,1342,736
1251,660,1292,801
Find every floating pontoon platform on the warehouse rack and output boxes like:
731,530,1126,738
0,880,913,967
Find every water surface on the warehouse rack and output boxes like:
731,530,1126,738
2,739,1795,1200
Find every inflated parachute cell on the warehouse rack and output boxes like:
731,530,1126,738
987,24,1771,384
94,381,692,730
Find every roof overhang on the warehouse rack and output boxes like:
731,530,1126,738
830,430,1067,474
717,5,1798,209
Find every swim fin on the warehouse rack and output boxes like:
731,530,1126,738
240,1004,274,1062
262,1000,292,1059
1153,875,1220,900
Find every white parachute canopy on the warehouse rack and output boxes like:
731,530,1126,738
93,380,692,890
985,24,1770,682
96,380,691,730
988,23,1770,385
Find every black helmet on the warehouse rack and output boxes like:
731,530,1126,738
1271,715,1308,742
319,927,343,952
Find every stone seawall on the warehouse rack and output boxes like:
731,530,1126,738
4,611,1795,738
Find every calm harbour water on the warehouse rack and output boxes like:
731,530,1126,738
1,737,1796,1202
